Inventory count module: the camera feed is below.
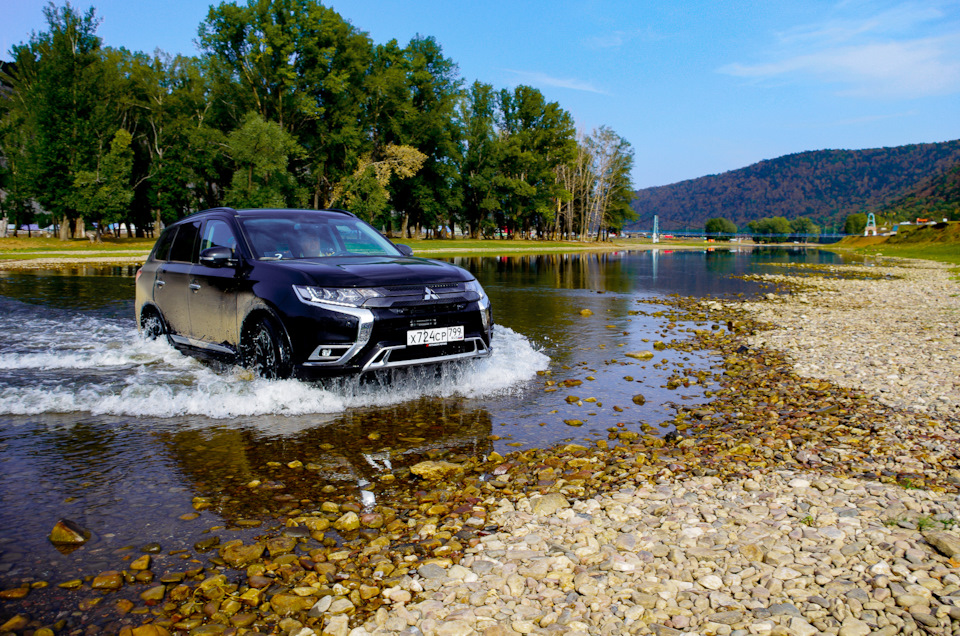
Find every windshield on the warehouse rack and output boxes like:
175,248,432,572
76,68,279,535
239,214,403,260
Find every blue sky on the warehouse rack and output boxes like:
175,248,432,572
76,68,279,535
3,0,960,189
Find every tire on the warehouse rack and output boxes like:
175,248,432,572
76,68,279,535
242,316,292,379
140,309,167,341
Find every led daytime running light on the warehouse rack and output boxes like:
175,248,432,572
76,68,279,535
294,285,381,307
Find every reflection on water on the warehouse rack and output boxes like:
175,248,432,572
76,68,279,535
0,247,852,589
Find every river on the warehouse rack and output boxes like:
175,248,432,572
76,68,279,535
0,246,850,614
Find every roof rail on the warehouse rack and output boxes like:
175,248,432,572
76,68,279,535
325,208,357,217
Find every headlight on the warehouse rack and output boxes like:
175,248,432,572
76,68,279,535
464,279,488,300
294,285,382,307
465,279,492,332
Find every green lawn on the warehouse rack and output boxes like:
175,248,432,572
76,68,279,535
0,235,674,260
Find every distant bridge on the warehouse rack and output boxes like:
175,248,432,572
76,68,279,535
630,230,850,243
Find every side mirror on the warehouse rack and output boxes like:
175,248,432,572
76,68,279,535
396,244,413,256
199,246,235,268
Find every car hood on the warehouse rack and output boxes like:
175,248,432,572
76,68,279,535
268,255,473,287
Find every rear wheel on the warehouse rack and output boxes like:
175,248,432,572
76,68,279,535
140,309,166,340
242,316,292,379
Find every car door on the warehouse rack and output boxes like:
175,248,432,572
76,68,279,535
187,217,241,353
156,220,200,340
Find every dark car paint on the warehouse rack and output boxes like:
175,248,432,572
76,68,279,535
135,208,492,378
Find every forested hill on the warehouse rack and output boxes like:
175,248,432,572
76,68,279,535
626,141,960,231
878,163,960,220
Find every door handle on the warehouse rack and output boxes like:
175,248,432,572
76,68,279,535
189,283,201,291
155,280,165,288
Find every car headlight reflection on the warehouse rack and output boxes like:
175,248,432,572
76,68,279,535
294,285,382,307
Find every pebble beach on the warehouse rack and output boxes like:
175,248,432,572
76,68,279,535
344,258,960,636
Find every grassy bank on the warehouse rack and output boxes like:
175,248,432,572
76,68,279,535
836,222,960,266
0,235,707,264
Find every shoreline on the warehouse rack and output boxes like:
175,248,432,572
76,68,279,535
3,258,960,635
0,241,784,271
345,259,960,635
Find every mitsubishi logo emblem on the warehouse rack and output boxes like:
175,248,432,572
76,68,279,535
424,287,440,300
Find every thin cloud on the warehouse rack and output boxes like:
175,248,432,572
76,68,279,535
719,2,960,98
584,26,669,50
505,69,609,95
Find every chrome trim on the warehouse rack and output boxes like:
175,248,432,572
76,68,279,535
297,302,374,366
362,337,490,372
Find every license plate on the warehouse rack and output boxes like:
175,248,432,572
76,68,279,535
406,325,464,346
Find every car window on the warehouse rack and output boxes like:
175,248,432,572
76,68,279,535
150,226,177,262
239,214,401,260
200,219,238,255
331,221,399,255
169,221,201,263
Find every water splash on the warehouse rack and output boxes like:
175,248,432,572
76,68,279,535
0,303,548,419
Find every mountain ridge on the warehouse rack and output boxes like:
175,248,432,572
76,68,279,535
626,140,960,231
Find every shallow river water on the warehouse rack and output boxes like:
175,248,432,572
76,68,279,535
0,247,849,598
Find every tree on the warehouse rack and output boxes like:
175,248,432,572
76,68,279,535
790,216,820,242
200,0,374,208
844,213,868,235
72,129,134,241
496,85,576,237
705,217,737,237
388,35,463,238
583,126,635,240
457,81,500,239
4,3,114,239
224,112,305,208
747,216,792,242
329,144,427,223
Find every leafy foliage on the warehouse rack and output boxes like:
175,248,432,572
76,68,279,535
0,0,631,241
704,217,736,235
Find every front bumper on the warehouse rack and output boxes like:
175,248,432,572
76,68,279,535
287,284,493,378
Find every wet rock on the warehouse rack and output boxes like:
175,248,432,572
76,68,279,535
270,593,317,615
91,570,123,590
48,518,90,545
334,511,360,532
410,460,463,480
219,540,265,567
530,493,570,516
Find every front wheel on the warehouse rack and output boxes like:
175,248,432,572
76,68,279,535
241,316,292,379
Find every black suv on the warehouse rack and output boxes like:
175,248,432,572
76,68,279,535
135,208,493,379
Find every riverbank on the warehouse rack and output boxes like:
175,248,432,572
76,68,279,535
0,237,730,270
3,258,960,636
337,258,960,636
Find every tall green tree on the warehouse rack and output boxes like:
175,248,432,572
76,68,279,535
457,81,501,239
5,2,114,238
496,85,576,237
844,213,868,235
72,128,134,241
200,0,374,209
224,112,305,208
388,36,463,238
